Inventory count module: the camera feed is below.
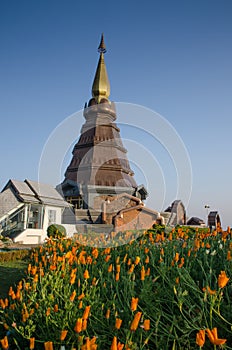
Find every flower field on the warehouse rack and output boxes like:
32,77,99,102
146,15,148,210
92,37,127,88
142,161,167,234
1,225,232,349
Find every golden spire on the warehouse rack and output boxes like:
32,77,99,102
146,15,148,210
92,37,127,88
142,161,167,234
92,34,110,103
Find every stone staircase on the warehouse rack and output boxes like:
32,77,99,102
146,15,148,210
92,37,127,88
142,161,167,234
63,208,114,235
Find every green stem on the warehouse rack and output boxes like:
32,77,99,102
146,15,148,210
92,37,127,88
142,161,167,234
212,307,232,326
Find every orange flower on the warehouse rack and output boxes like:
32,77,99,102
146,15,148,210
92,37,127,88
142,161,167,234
174,252,179,262
115,318,122,330
60,330,68,341
78,293,85,300
92,248,99,258
111,336,117,350
140,266,145,281
22,310,29,323
27,264,32,274
74,318,83,333
82,319,88,331
83,270,90,279
106,308,110,319
115,272,120,281
81,337,90,350
17,281,22,290
8,286,13,296
123,253,128,263
227,251,231,261
70,290,76,302
182,241,187,248
44,341,53,350
194,239,200,250
54,304,59,312
130,297,138,311
202,286,216,295
81,336,98,350
178,257,184,268
79,300,83,309
116,264,120,273
143,319,150,331
46,307,51,317
218,271,229,288
29,337,35,349
0,299,5,309
130,311,142,331
117,342,124,350
145,255,149,264
86,256,92,264
70,274,76,285
206,327,227,345
108,264,113,272
105,255,111,262
128,264,135,274
10,303,16,310
134,256,140,265
49,264,56,271
0,336,9,350
33,274,38,283
82,305,91,320
196,330,205,347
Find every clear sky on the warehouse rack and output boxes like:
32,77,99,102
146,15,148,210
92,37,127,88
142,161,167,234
0,0,232,227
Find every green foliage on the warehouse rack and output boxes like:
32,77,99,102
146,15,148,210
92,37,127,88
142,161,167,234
150,223,166,233
47,224,66,239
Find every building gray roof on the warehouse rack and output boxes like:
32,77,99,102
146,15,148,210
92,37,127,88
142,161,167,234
9,179,40,203
25,179,69,207
1,179,69,210
0,188,23,218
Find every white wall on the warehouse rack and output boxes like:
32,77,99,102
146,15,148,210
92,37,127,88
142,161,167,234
62,224,78,237
14,229,44,244
43,206,62,229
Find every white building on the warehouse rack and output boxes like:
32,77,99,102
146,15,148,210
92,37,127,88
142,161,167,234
0,179,73,244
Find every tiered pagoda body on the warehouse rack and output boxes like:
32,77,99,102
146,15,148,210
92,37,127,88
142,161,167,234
58,35,161,230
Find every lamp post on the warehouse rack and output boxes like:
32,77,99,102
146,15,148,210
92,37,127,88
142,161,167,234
204,205,210,227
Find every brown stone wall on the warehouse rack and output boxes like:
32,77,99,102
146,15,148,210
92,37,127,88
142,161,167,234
114,208,158,232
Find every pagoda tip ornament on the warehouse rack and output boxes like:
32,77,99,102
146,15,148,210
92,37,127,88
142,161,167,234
98,33,106,53
91,34,110,103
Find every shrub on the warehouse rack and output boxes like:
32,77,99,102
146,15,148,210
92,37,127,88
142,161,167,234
47,224,66,239
0,249,30,262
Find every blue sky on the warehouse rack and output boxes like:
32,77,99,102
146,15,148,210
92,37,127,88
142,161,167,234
0,0,232,227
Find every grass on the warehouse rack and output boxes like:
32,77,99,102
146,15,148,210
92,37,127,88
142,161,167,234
0,260,28,298
0,248,30,298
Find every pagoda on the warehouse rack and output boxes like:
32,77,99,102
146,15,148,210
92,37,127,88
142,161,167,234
58,35,161,230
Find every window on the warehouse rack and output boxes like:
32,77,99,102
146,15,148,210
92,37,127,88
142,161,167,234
48,210,56,225
27,205,43,229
